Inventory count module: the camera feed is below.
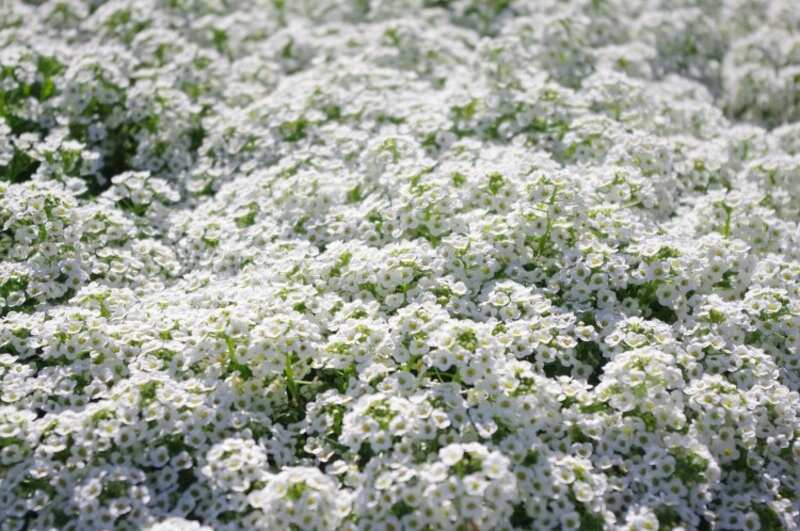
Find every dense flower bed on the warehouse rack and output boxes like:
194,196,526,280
2,1,800,530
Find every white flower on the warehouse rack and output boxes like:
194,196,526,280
145,518,213,531
1,0,799,529
439,444,464,467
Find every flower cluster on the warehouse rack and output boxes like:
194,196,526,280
1,0,800,530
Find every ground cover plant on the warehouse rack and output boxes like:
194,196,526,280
1,0,800,529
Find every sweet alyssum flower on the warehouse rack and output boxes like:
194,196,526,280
0,0,799,530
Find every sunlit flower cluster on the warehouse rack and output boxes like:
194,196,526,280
2,0,800,529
